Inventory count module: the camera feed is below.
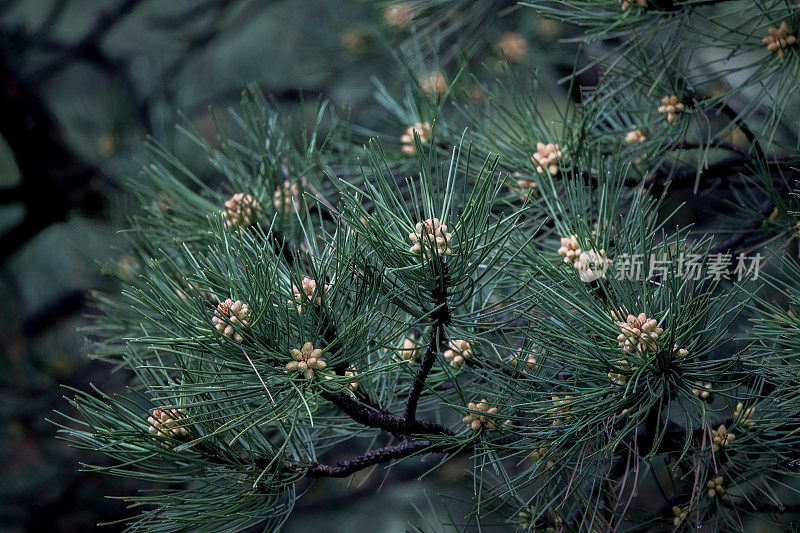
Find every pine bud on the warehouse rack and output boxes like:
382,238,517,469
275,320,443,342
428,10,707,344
400,122,432,155
558,235,581,264
383,3,414,28
212,298,251,342
509,172,538,201
116,254,140,276
286,342,326,379
463,399,498,431
692,381,712,401
573,249,611,282
96,133,117,157
419,72,447,98
444,339,472,367
658,95,685,123
408,218,453,256
616,313,663,354
496,32,528,63
537,17,562,41
147,408,189,438
672,344,689,359
223,193,262,230
273,179,302,214
711,424,735,452
397,334,423,362
531,142,563,176
608,358,633,385
340,30,366,53
620,0,646,10
344,366,359,391
177,280,216,303
153,191,173,213
508,347,540,372
593,220,616,241
531,446,556,469
672,505,688,527
289,276,329,313
549,395,573,426
706,476,725,497
625,126,646,145
762,22,796,59
733,402,756,428
517,506,535,529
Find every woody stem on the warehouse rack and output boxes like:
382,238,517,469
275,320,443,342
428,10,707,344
402,260,450,425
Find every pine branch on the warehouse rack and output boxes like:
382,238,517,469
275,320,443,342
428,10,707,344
321,390,453,436
281,431,519,479
402,260,451,425
282,439,439,478
292,461,433,511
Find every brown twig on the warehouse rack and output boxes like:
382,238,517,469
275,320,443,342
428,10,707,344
402,260,451,425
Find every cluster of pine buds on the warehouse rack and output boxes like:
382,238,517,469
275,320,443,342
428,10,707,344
711,424,735,452
419,72,447,98
400,122,432,155
212,298,250,342
273,179,302,214
408,218,453,256
286,342,327,379
625,126,646,145
658,95,685,123
733,402,756,428
558,235,581,264
672,344,689,359
496,31,528,62
530,446,555,469
289,276,329,313
573,249,611,282
557,233,611,281
444,339,472,367
608,358,633,385
397,334,423,362
147,408,189,438
706,476,725,497
549,395,573,426
616,312,663,354
509,172,538,201
763,22,796,59
223,193,262,230
531,142,563,176
344,366,359,391
620,0,646,10
672,505,688,527
517,506,536,530
176,280,216,303
340,30,366,53
509,347,539,372
463,399,498,431
383,2,413,28
692,381,712,401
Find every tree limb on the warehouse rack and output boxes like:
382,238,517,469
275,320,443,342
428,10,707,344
402,260,451,425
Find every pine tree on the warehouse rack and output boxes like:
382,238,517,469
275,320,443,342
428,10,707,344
59,1,800,531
